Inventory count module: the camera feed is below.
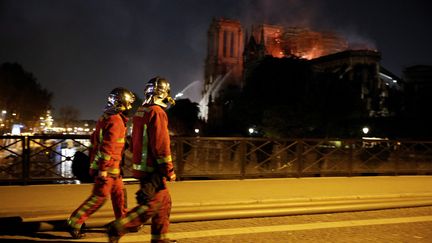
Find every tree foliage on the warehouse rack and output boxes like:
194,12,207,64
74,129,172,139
57,106,80,127
0,62,53,124
228,56,367,138
228,56,313,138
167,98,201,136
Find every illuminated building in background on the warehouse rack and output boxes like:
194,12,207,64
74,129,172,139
203,18,401,134
205,18,352,96
203,18,244,126
39,110,54,132
0,110,6,133
0,108,95,135
247,25,349,60
204,18,244,94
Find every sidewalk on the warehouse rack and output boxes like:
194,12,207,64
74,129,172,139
1,176,432,231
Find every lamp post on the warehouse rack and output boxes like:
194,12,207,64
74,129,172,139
362,126,370,135
248,128,255,135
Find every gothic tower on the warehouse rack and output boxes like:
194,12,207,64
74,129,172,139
204,18,244,95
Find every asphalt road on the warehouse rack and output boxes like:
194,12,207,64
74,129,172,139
1,206,432,242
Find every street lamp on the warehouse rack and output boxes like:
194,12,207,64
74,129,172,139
362,126,370,135
248,128,255,135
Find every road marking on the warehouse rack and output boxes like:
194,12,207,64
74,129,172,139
83,215,432,242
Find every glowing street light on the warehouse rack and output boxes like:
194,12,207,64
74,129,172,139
248,128,255,135
362,126,370,135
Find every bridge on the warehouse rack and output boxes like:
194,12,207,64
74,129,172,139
2,135,432,241
1,135,432,184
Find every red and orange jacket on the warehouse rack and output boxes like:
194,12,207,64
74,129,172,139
89,112,128,175
130,104,175,180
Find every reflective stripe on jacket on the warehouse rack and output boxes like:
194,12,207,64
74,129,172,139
130,105,174,178
89,112,128,175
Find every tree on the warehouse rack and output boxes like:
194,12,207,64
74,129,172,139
228,56,313,138
57,106,81,128
228,56,367,138
0,62,53,126
166,99,201,136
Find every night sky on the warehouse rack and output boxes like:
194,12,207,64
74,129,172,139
1,0,431,120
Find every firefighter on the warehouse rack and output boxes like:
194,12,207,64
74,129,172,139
107,77,177,243
66,87,135,239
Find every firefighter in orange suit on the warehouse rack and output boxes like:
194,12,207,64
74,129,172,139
66,87,135,239
108,77,177,243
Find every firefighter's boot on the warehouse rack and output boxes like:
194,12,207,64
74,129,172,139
65,221,85,239
151,240,177,243
107,222,121,243
67,227,85,239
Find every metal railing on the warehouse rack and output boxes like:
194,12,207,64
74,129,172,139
173,137,432,179
0,135,90,184
1,135,432,184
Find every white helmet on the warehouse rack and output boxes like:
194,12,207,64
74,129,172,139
143,76,175,108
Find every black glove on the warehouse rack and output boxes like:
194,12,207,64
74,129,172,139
135,183,155,205
135,173,165,204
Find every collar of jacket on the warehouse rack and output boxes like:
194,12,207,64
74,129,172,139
102,111,129,125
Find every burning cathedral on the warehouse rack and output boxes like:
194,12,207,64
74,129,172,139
199,17,401,137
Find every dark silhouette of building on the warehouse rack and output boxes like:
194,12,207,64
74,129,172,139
310,50,397,118
403,65,432,117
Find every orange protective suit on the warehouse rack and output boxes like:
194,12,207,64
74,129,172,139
112,104,175,243
67,112,128,231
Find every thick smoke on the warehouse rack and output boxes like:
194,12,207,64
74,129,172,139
236,0,375,50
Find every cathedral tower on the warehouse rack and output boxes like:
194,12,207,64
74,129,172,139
204,18,244,94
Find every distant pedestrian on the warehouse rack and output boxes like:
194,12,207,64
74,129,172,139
107,77,177,243
66,87,135,239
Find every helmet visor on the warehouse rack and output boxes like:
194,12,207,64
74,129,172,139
123,92,135,110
